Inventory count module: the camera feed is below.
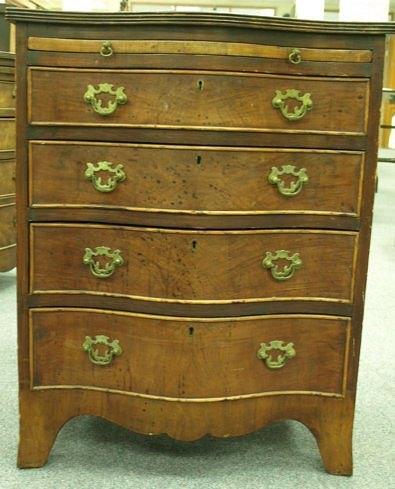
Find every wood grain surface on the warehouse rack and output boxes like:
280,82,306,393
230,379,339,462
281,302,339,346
28,68,369,135
28,37,372,63
30,224,357,304
30,308,350,399
29,142,363,217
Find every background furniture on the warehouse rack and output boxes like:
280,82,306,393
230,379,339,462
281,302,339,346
8,8,395,475
0,48,16,272
379,88,395,162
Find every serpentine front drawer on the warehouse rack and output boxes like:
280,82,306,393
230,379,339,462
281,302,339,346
30,224,357,304
29,141,364,218
27,68,369,135
30,308,350,400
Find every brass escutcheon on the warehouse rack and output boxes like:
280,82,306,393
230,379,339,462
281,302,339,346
268,165,309,197
82,335,122,366
84,83,127,116
262,249,302,281
85,161,126,193
83,246,124,279
272,89,313,121
257,340,296,369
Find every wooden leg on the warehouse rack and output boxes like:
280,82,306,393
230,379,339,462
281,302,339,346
309,402,354,476
17,393,72,469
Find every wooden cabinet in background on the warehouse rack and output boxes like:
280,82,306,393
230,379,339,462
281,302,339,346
0,51,16,272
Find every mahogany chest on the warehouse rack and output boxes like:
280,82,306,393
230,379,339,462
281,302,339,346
8,8,395,475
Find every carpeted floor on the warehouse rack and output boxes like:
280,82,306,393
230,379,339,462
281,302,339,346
0,163,394,489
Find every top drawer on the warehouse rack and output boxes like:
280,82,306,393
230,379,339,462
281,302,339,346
28,68,369,136
27,38,373,77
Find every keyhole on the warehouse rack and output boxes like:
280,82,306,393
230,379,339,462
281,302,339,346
196,155,202,165
197,79,204,91
188,327,195,336
191,240,197,251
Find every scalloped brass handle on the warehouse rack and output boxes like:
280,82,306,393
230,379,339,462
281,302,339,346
268,165,309,197
83,246,124,278
84,83,127,116
100,41,114,57
85,161,126,193
288,48,302,64
82,335,122,366
272,89,313,121
257,340,296,369
262,250,302,281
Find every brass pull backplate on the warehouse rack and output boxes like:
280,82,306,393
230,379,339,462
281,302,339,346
82,335,122,366
84,83,127,116
85,161,126,193
262,249,302,281
257,340,296,369
272,89,313,121
268,165,309,197
83,246,124,278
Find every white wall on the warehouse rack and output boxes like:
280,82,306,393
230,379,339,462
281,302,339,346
62,0,120,11
339,0,390,21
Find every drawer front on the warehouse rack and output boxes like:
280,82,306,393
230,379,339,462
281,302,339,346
30,308,350,399
30,142,363,217
28,68,369,135
28,37,372,64
27,38,372,77
0,120,15,151
0,158,15,199
30,224,357,303
0,81,15,110
0,203,16,248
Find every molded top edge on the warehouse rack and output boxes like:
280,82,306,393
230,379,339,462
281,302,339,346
5,7,395,34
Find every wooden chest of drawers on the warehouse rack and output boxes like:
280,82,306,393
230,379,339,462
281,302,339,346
0,51,16,272
8,9,394,475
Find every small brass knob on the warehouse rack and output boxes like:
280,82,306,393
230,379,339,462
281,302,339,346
288,48,302,64
100,40,114,57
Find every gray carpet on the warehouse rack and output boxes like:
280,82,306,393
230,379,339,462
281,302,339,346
0,163,394,489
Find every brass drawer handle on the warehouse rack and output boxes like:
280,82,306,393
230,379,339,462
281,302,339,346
288,48,302,64
100,40,114,57
262,250,302,281
84,83,127,116
257,340,296,369
83,246,124,278
82,335,122,366
272,89,313,121
268,165,309,197
85,161,126,193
